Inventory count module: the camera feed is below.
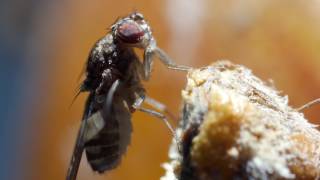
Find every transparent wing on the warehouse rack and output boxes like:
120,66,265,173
66,93,94,180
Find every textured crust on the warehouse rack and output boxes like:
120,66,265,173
162,61,320,180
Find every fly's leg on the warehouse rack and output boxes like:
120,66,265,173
143,43,191,80
142,47,155,80
154,47,192,71
296,98,320,111
144,96,178,122
135,106,182,153
84,79,121,142
132,95,176,134
132,96,182,152
136,107,177,138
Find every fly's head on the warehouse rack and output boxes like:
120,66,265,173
111,12,154,49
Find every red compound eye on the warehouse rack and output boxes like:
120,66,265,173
117,22,145,44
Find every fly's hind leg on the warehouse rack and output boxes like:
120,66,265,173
137,106,177,137
132,95,182,152
144,96,179,122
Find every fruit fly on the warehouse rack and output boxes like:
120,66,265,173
66,12,190,180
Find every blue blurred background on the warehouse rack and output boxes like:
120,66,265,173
0,0,55,179
1,0,320,180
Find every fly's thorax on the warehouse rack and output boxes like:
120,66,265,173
92,34,116,62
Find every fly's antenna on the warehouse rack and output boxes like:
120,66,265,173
296,98,320,111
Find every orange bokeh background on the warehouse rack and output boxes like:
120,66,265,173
22,0,320,179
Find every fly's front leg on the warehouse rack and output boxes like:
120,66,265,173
154,47,192,71
296,98,320,111
142,47,155,81
143,42,191,81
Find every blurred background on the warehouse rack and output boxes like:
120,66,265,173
1,0,320,179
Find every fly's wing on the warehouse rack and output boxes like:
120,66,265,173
66,93,94,180
67,34,117,178
84,80,133,173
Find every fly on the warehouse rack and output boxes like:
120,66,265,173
66,12,190,180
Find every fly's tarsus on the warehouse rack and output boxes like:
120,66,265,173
296,98,320,111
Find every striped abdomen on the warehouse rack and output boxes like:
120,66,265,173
84,98,132,173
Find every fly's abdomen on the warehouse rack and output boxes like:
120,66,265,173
85,123,120,173
84,98,132,173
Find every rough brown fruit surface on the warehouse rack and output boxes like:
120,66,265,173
162,61,320,180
